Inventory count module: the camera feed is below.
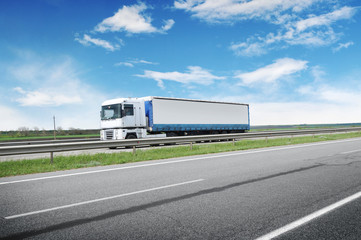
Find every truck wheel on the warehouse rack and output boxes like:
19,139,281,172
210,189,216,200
126,134,137,139
125,134,137,149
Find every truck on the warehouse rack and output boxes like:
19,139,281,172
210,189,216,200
100,96,250,140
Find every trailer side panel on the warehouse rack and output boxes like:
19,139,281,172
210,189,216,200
148,98,249,132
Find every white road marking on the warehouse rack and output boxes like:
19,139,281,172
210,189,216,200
255,190,361,240
4,178,204,220
1,137,361,186
341,149,361,154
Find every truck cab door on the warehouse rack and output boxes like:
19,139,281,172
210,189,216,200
122,104,135,128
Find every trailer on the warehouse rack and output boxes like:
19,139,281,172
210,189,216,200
100,97,250,140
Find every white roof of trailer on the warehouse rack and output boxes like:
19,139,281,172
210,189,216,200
102,96,248,106
141,96,248,106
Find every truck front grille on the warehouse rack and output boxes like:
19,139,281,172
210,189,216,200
105,130,114,140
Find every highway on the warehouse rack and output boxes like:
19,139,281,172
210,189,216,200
1,138,361,239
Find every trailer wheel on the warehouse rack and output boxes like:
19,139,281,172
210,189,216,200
165,132,177,145
166,132,178,137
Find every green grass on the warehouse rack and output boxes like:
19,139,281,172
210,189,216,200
1,131,361,178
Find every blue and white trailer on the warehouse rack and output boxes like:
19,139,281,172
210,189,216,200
100,97,250,140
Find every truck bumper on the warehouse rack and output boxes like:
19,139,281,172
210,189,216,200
100,129,126,140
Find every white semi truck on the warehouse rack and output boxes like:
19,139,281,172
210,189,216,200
100,97,250,140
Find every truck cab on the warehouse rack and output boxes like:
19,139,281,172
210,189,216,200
100,98,147,140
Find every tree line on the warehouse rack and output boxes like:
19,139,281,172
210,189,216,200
1,127,100,138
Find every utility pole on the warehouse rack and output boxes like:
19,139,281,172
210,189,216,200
53,115,56,140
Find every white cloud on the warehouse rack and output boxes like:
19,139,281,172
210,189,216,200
231,24,341,56
295,6,355,32
284,28,339,46
235,58,308,85
134,59,157,65
310,65,326,82
115,59,157,67
95,3,174,34
174,0,317,23
75,34,121,51
162,19,175,31
333,41,354,52
229,6,357,56
230,41,266,56
115,62,135,67
176,1,356,56
136,66,225,89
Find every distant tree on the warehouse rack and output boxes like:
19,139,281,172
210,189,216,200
68,127,82,135
68,127,75,135
17,127,30,137
57,126,65,135
41,128,47,136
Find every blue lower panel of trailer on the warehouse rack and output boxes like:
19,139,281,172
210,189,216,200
151,124,250,132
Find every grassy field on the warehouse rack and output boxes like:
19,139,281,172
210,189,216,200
1,131,361,178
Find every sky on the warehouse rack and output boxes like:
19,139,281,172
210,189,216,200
1,0,361,131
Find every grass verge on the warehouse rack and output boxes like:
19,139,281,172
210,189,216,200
1,131,361,178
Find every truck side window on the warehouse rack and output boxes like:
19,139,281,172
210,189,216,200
124,104,134,116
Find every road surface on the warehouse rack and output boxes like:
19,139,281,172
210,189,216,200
1,138,361,239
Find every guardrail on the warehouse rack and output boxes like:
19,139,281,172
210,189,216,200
0,137,99,147
1,127,361,162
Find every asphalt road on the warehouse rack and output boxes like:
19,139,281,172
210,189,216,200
1,138,361,239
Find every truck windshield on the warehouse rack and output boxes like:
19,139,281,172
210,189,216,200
101,104,122,120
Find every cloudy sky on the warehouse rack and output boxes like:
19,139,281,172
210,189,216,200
1,0,361,130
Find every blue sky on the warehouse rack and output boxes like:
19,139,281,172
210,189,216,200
1,0,361,130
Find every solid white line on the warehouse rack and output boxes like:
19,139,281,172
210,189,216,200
4,178,204,220
1,137,361,186
255,191,361,240
341,149,361,154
